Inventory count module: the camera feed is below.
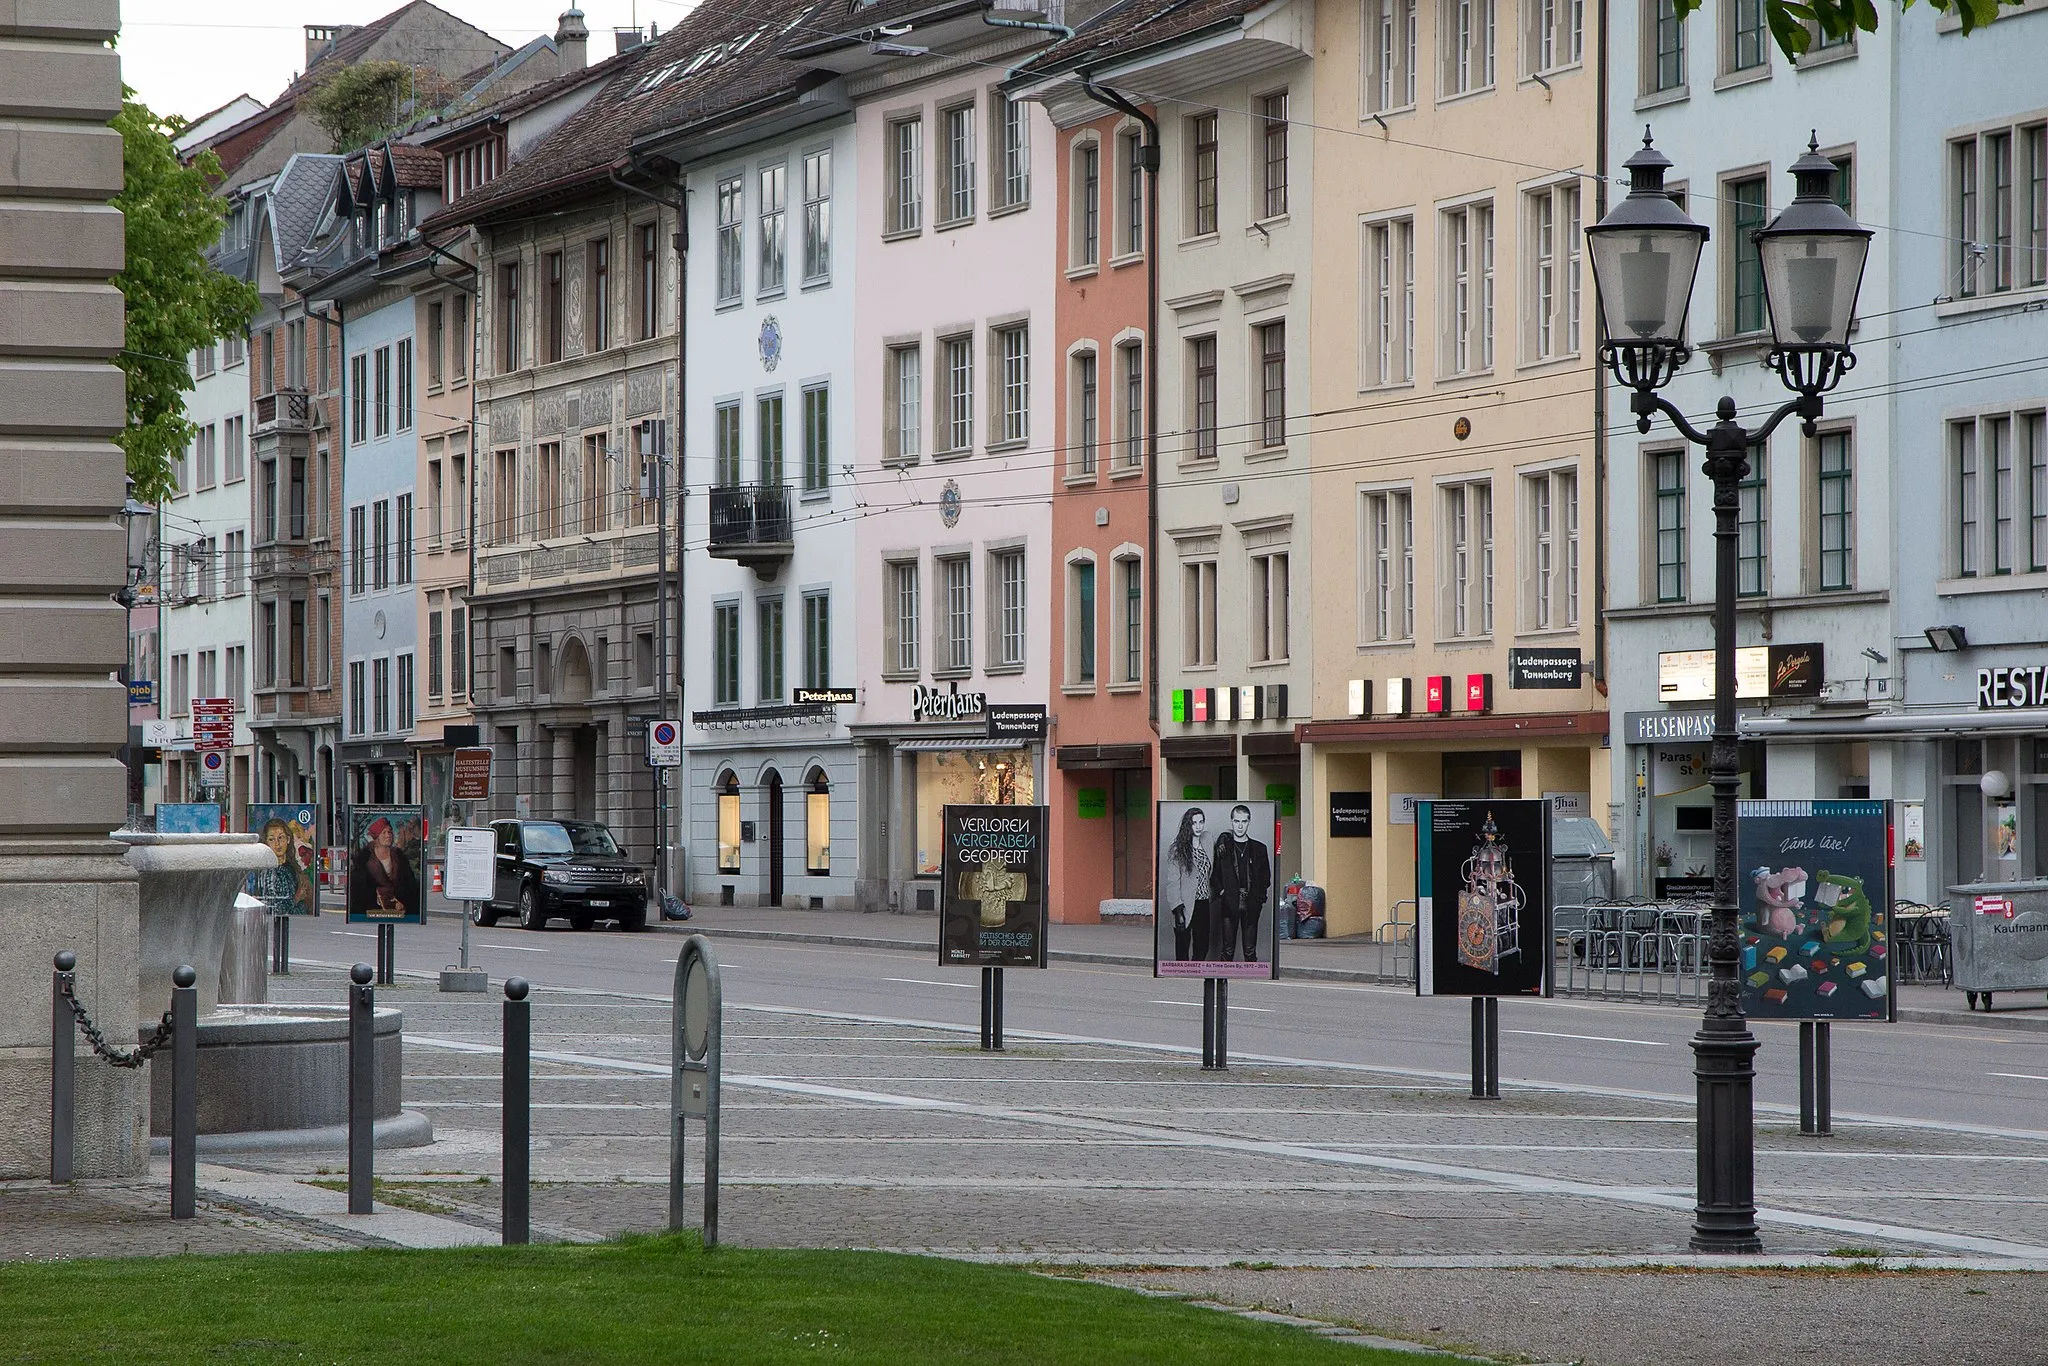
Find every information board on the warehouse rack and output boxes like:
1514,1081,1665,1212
444,826,497,902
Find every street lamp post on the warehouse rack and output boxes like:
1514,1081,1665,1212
1586,131,1871,1254
118,479,157,827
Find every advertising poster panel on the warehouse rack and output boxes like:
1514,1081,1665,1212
246,803,319,916
939,804,1049,967
1417,800,1552,997
157,802,223,834
1738,799,1894,1021
345,806,427,925
1155,800,1281,979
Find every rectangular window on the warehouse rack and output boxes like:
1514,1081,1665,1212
397,653,414,731
543,251,564,362
713,602,740,706
888,344,922,463
195,424,216,490
2029,411,2048,571
2027,126,2047,287
1736,459,1767,597
1190,335,1218,461
1121,341,1144,469
493,449,518,544
995,324,1029,444
450,606,467,696
1364,487,1416,641
757,597,784,702
939,334,974,453
372,656,390,733
1181,559,1218,666
1727,175,1768,334
1523,470,1578,629
1260,92,1288,219
579,434,606,534
1366,0,1419,113
374,346,391,437
1121,130,1145,256
802,384,830,494
803,148,832,282
717,176,743,303
225,530,246,597
498,262,520,370
890,118,923,234
372,499,391,590
1991,413,2016,573
1076,141,1100,266
1649,0,1685,92
261,459,278,542
225,644,245,707
349,505,367,593
348,660,365,735
350,353,367,444
260,603,277,687
1073,350,1098,477
588,238,610,350
1440,480,1494,637
1442,201,1495,374
940,556,973,672
714,402,742,488
759,161,788,294
1250,549,1290,663
396,338,413,430
803,592,831,690
1365,216,1416,385
1122,557,1143,683
224,415,245,483
1527,182,1582,361
427,302,445,387
452,294,469,380
637,222,660,339
1728,0,1766,71
1441,0,1497,95
396,493,413,586
428,609,443,697
1956,124,2048,295
1654,449,1688,601
1190,112,1219,236
536,441,562,540
995,92,1031,209
1815,431,1854,591
1072,559,1097,684
891,561,920,675
942,104,976,223
1258,321,1287,448
1525,0,1584,72
758,392,785,487
994,548,1027,668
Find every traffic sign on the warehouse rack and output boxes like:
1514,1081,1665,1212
648,719,682,767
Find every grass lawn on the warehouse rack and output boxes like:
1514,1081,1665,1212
0,1235,1451,1364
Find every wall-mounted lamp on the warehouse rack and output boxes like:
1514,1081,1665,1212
1924,625,1968,653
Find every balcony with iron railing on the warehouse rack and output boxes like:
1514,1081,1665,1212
707,483,794,571
252,388,313,435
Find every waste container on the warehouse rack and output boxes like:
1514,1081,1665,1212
1946,879,2048,1009
1278,878,1326,939
1550,816,1616,930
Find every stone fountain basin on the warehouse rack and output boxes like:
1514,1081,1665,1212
120,831,278,1017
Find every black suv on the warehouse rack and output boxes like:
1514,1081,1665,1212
474,819,651,932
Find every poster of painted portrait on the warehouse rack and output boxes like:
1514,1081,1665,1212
1738,799,1894,1021
246,803,318,916
939,804,1049,968
1417,800,1552,997
1154,801,1280,980
345,806,426,925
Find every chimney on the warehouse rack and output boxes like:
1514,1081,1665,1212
614,27,643,55
303,24,359,70
555,8,589,72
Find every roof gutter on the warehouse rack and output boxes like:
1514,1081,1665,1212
985,10,1074,79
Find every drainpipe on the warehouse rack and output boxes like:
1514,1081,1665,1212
612,162,690,905
986,13,1075,76
1080,75,1161,738
307,297,347,838
1591,0,1610,693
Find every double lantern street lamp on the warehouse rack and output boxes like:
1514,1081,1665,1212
1585,130,1872,1254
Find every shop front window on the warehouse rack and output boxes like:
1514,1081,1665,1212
806,769,831,875
914,748,1035,875
716,771,742,873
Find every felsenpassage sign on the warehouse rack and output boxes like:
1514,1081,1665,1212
1417,799,1552,997
938,804,1049,968
1737,799,1894,1021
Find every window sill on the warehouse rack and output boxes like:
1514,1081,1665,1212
1515,624,1582,641
1358,378,1416,395
1361,102,1417,124
1247,658,1290,670
1108,251,1145,270
1431,636,1496,649
1700,333,1770,374
1515,351,1585,375
930,667,973,682
1938,572,2048,597
1180,663,1219,674
1521,60,1585,85
1108,464,1145,482
1792,42,1857,70
985,661,1025,676
1108,681,1144,695
989,200,1030,220
1179,232,1220,250
933,447,974,463
1712,64,1772,92
756,287,787,304
799,487,832,504
882,455,921,471
1935,286,2048,320
1605,587,1888,620
1434,367,1497,387
1244,445,1291,464
881,226,922,243
1635,85,1689,112
1434,85,1498,108
714,298,744,313
1178,456,1220,473
935,215,975,233
1061,683,1098,697
881,669,920,684
986,438,1028,454
1063,470,1099,486
1249,214,1289,236
1066,262,1100,281
1353,638,1417,653
801,275,833,292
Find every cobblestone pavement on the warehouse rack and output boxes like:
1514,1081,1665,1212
0,1179,357,1261
233,966,2048,1267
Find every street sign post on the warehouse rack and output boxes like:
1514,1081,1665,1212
648,719,682,767
441,826,495,993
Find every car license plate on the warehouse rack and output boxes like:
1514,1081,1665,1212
588,899,610,908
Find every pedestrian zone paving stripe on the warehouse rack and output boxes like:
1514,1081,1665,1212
407,1032,2048,1263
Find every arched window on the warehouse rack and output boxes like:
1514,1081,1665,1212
805,769,831,874
716,770,741,873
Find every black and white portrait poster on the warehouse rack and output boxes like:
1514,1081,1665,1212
1417,799,1551,997
939,804,1049,967
1155,800,1280,980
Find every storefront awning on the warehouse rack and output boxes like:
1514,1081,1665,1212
1742,709,2048,739
895,738,1032,753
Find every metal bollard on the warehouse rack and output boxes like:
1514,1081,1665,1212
347,963,375,1214
50,951,75,1184
502,977,530,1246
376,923,395,985
272,915,292,975
170,965,198,1220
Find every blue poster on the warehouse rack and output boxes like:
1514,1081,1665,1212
156,802,222,834
1737,799,1894,1021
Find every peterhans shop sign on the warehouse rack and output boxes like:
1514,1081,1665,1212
1977,666,2048,710
912,682,987,722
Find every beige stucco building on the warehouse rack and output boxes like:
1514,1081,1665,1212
1297,0,1609,936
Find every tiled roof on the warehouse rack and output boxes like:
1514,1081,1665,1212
277,1,500,104
1007,0,1265,78
387,142,443,189
425,0,830,229
269,153,345,263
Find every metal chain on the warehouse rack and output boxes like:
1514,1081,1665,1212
61,983,175,1070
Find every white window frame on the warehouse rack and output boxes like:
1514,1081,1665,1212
1439,0,1497,98
1363,213,1417,387
1361,485,1416,643
1520,465,1579,631
1437,477,1494,639
1440,198,1495,377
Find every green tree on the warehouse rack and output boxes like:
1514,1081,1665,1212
1723,0,2026,60
304,60,457,152
113,91,259,503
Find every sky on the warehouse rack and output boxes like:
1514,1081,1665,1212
118,0,697,124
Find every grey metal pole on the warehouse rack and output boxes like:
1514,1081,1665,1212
348,962,374,1214
1215,978,1229,1069
50,951,75,1184
170,964,198,1220
703,1032,721,1252
669,1104,688,1233
502,977,530,1245
992,966,1004,1052
1200,978,1215,1069
460,898,473,971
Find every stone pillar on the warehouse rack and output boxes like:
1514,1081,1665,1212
0,0,144,1177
